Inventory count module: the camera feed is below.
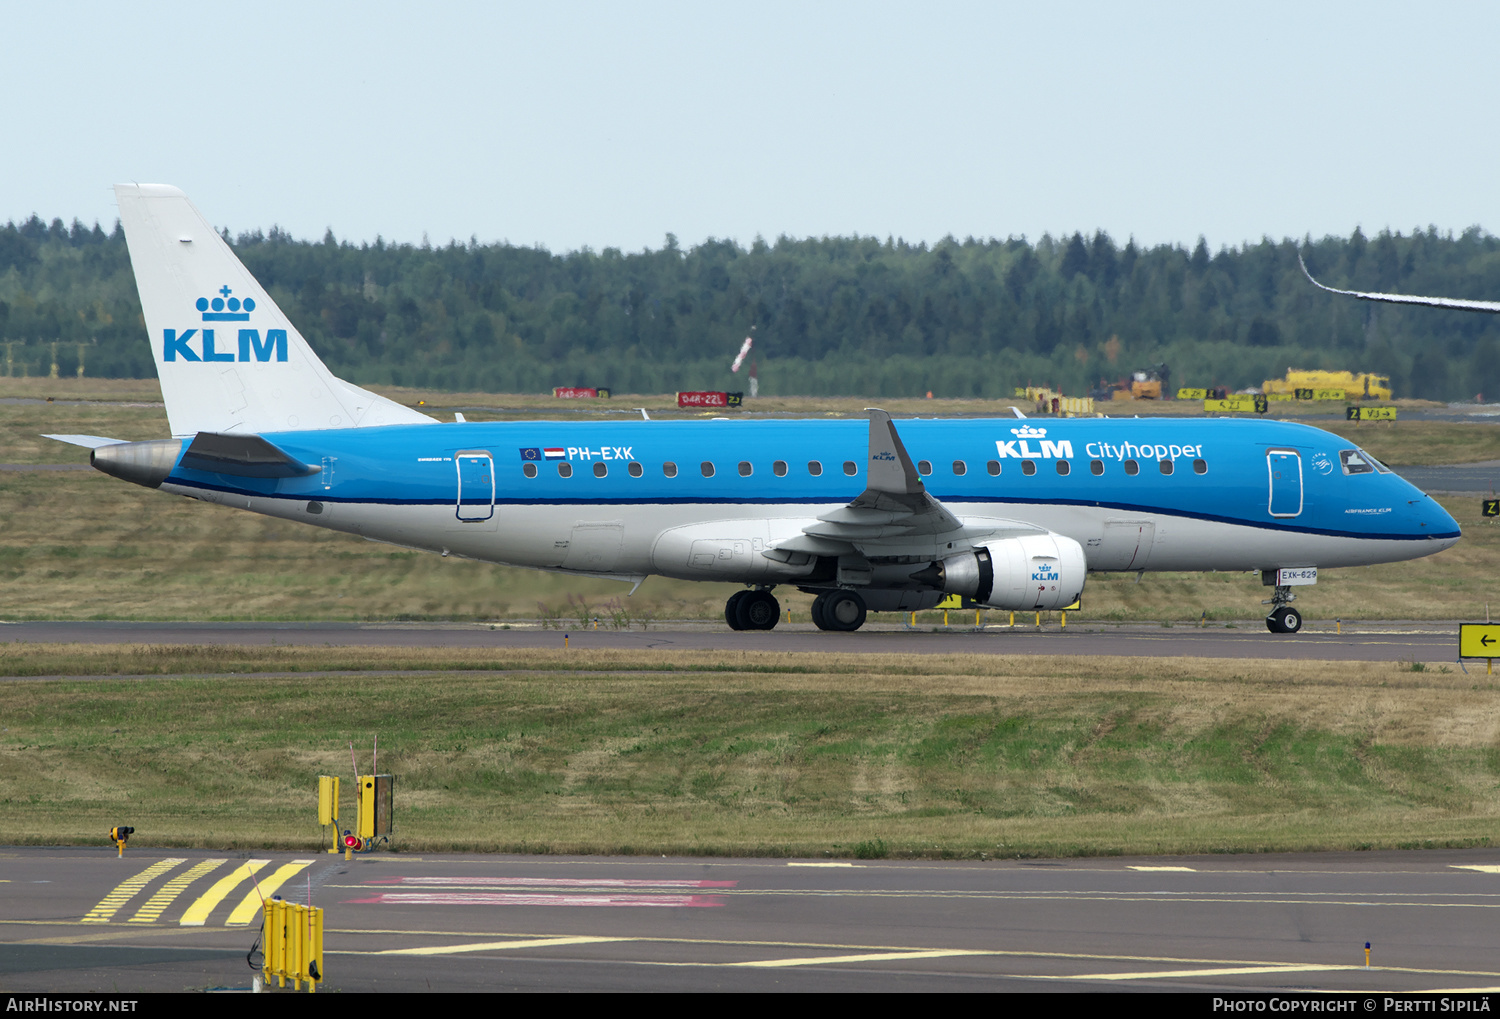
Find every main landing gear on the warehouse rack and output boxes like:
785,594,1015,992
1264,585,1303,634
810,589,867,632
725,588,781,631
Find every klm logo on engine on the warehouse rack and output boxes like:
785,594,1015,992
163,285,286,362
995,426,1073,459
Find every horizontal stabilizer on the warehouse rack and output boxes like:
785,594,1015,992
42,434,126,449
179,432,319,478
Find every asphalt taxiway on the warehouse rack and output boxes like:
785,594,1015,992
4,847,1500,992
0,619,1471,663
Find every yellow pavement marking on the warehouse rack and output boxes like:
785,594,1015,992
179,860,270,927
1043,964,1347,982
127,859,226,924
225,860,315,926
1452,866,1500,874
1128,866,1196,872
734,949,987,968
80,859,185,923
376,936,628,956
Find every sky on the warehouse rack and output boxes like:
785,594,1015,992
5,1,1499,255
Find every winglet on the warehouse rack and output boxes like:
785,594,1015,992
863,409,924,496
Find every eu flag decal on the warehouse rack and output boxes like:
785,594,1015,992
519,447,541,461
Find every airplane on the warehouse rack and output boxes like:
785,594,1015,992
43,185,1462,635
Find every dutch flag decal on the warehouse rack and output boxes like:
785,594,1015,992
543,447,566,460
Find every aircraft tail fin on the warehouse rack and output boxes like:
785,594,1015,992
113,183,436,437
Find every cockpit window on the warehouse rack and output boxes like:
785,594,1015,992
1364,449,1393,474
1339,449,1375,475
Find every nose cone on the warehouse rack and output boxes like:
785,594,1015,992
1420,495,1462,552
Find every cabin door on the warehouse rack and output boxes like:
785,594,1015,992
455,451,495,522
1266,449,1303,518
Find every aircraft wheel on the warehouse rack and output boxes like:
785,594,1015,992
810,593,832,631
736,590,781,631
821,590,867,632
1265,607,1302,634
725,590,750,630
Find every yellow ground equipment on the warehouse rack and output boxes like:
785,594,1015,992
109,825,133,858
262,897,323,992
317,776,340,853
1263,369,1392,401
354,774,395,850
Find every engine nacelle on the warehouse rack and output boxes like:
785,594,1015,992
911,533,1086,610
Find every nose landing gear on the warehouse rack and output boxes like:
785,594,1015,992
1264,585,1302,633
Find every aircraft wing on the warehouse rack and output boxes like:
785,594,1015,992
1300,255,1500,313
766,410,1042,562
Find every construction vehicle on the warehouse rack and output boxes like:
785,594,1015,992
1090,363,1172,401
1263,369,1392,401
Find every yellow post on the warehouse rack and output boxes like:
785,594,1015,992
975,608,981,627
943,609,948,627
1009,611,1015,628
1035,610,1041,628
1365,942,1371,967
1061,611,1067,628
318,776,340,853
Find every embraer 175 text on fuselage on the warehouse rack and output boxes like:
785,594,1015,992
45,185,1462,634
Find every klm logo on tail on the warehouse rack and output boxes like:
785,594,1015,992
164,286,286,363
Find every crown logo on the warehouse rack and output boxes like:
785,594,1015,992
1011,425,1047,439
196,285,255,322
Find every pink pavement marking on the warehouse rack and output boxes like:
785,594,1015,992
343,892,725,907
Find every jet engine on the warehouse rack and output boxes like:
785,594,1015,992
910,532,1086,610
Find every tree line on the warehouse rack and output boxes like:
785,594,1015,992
3,212,1499,400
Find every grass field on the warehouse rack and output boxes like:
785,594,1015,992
3,379,1498,622
1,647,1495,858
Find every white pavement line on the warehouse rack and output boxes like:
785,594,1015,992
734,950,987,968
1451,865,1500,874
1127,866,1196,872
787,862,861,868
1042,964,1348,982
373,936,630,956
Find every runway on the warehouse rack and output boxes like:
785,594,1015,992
4,846,1500,992
0,619,1469,663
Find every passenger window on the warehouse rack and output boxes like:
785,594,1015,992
701,461,715,478
558,462,573,478
1340,449,1375,475
1090,460,1104,475
594,462,608,478
663,461,678,478
1056,460,1070,476
1159,459,1173,475
523,463,537,479
917,460,932,476
738,461,753,477
1021,460,1036,476
1123,459,1139,476
628,461,643,478
808,460,823,476
952,460,966,476
843,461,857,476
1193,459,1207,475
986,460,1001,476
773,460,788,477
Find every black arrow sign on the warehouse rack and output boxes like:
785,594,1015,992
1485,634,1497,648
